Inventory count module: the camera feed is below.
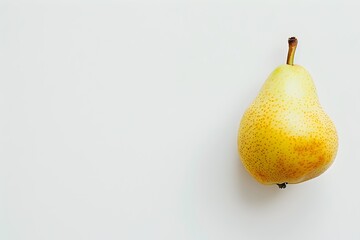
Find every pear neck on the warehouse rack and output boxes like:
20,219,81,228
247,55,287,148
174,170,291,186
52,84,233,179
286,37,298,66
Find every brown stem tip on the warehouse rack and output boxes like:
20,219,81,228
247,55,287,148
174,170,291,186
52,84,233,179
286,37,298,65
288,37,298,48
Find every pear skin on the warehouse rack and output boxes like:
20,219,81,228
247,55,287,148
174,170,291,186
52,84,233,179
237,38,338,188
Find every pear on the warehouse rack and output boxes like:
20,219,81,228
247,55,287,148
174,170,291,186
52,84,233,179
238,37,338,188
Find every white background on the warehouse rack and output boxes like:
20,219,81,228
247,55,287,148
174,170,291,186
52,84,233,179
1,1,360,239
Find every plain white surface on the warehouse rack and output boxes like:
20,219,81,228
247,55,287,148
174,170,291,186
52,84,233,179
1,1,360,239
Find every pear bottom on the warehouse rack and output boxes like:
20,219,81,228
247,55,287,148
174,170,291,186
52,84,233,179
238,105,338,185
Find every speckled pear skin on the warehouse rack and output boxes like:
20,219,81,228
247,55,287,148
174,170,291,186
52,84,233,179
238,64,338,185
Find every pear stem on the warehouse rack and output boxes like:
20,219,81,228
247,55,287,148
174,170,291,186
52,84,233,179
286,37,298,65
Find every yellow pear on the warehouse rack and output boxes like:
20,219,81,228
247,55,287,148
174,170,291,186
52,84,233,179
237,37,338,188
